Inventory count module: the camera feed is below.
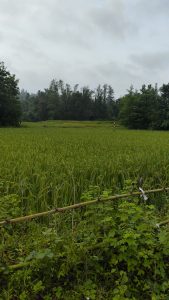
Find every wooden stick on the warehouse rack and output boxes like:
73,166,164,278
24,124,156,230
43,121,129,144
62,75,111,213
1,187,169,272
1,215,169,273
0,187,168,226
158,219,169,227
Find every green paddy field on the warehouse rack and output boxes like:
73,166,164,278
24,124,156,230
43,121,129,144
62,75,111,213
1,121,169,211
1,121,169,299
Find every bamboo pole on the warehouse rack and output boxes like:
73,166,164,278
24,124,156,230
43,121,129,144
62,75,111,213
1,187,169,272
158,218,169,227
1,216,169,273
0,187,169,226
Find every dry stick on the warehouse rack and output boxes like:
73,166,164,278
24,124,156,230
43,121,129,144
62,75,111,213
0,187,169,226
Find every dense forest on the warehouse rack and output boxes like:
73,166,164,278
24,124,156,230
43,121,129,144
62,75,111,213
120,84,169,130
1,61,169,129
19,80,119,122
20,80,169,130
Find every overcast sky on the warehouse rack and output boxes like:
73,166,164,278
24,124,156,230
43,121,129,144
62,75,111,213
0,0,169,97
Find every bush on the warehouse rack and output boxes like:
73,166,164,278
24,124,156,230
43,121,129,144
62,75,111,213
1,198,169,299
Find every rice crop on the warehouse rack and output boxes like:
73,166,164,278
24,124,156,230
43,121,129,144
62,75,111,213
2,121,169,299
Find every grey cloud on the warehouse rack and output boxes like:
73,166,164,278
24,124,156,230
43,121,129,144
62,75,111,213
0,0,28,15
0,0,169,96
130,52,169,72
136,0,169,14
94,61,142,96
72,61,143,97
89,0,137,39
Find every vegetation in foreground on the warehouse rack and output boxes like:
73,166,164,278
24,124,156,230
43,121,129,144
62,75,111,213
1,122,169,299
1,195,169,300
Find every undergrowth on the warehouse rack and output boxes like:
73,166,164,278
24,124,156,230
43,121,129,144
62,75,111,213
1,190,169,299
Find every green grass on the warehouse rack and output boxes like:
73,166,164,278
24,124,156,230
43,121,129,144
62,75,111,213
22,120,115,128
0,120,169,214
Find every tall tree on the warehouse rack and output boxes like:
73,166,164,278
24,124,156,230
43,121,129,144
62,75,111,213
157,83,169,130
106,85,118,120
119,84,160,129
0,62,21,126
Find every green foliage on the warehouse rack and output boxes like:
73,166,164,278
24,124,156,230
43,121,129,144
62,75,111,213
0,62,21,127
119,83,169,130
0,194,21,220
20,80,169,130
119,84,160,129
1,199,169,299
20,81,118,122
156,84,169,130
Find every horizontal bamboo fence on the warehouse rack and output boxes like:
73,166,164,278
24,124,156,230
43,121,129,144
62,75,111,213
1,187,169,227
1,187,169,272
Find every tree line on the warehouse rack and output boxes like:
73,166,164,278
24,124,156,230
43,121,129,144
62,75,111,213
20,80,119,122
20,81,169,130
1,61,169,129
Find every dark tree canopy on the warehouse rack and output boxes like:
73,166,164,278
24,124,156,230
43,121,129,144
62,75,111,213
20,80,119,122
119,83,169,130
15,72,169,131
0,62,21,127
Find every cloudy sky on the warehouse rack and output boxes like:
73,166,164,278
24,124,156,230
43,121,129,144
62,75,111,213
0,0,169,97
